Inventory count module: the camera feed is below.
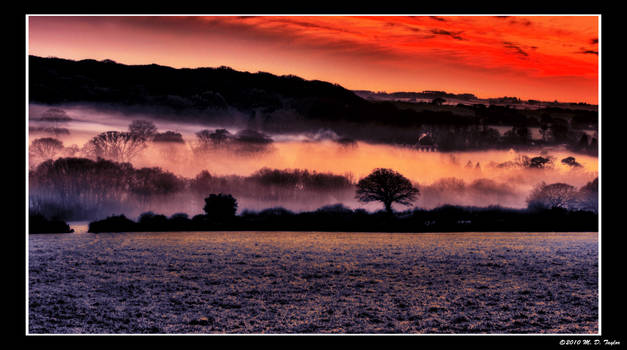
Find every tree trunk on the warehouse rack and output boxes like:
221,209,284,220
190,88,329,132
384,201,393,215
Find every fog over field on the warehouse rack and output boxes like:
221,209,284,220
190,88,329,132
28,104,598,218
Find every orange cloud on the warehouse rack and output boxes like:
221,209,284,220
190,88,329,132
28,15,598,103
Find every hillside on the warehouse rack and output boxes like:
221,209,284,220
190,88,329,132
28,56,597,149
29,55,477,127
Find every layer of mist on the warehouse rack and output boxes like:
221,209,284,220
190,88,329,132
28,104,598,220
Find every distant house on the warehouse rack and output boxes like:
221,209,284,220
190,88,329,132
415,133,438,152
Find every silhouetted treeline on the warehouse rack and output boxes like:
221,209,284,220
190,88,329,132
354,90,478,101
88,204,598,233
527,178,598,213
355,90,597,111
29,155,598,221
29,213,73,234
29,157,354,220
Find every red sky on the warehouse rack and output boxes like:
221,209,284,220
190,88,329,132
28,15,599,104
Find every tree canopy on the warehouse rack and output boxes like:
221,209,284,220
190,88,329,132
356,168,419,214
128,120,158,141
203,193,238,220
30,137,64,160
85,131,146,163
527,182,578,210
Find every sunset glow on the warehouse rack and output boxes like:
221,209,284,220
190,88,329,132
28,15,599,104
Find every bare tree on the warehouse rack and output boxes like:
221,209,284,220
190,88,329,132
30,137,64,160
527,182,578,210
356,168,419,214
128,120,157,141
85,131,146,163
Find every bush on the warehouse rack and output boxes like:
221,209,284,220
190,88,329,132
203,194,238,221
29,213,73,234
88,215,136,233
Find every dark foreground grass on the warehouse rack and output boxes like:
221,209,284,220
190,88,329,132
29,231,598,334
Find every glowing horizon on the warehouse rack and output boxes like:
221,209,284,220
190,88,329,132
28,15,599,104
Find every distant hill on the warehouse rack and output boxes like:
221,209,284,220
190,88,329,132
28,56,597,148
29,55,363,109
28,55,477,128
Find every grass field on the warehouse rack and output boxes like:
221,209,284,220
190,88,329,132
28,231,598,334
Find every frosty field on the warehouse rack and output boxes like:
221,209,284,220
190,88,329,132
28,231,598,334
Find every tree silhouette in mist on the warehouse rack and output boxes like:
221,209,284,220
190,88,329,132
577,177,598,213
230,129,274,154
528,156,552,168
561,156,582,167
40,108,71,127
85,131,146,163
30,137,64,160
195,129,233,152
356,168,419,215
153,131,185,143
37,108,72,137
527,182,578,210
128,120,157,141
203,193,238,220
210,129,233,145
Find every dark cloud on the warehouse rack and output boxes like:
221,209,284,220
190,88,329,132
390,22,422,33
503,41,529,57
578,49,598,55
430,29,464,40
494,16,510,19
509,18,532,26
429,16,447,22
275,18,353,33
591,38,598,44
386,21,422,33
